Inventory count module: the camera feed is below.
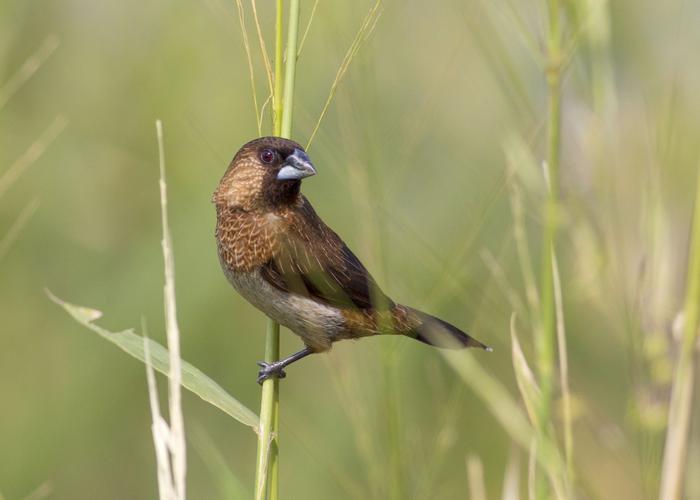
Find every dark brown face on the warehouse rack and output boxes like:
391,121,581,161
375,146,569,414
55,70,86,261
213,137,317,210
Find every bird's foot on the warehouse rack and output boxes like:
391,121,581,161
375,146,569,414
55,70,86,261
257,361,287,384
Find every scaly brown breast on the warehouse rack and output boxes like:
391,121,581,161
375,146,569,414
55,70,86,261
215,206,281,273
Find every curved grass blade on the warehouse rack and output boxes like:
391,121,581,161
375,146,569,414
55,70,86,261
47,290,260,430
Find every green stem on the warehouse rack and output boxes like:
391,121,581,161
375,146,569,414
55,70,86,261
659,164,700,500
255,320,280,500
255,2,300,499
539,0,562,436
281,0,300,138
272,0,284,137
537,1,562,498
267,4,284,496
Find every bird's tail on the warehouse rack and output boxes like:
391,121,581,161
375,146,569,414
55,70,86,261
405,307,491,351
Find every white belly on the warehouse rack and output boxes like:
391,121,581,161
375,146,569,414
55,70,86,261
224,268,344,351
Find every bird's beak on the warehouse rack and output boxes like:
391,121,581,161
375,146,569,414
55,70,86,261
277,149,317,181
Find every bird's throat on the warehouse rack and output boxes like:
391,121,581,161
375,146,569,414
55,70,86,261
265,179,301,207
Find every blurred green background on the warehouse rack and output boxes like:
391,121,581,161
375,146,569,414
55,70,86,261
2,0,700,498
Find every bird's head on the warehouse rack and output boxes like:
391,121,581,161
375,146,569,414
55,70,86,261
213,136,316,210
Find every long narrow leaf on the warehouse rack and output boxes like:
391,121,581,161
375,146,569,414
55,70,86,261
48,291,259,429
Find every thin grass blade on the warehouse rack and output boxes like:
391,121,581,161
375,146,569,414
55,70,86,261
48,291,260,429
305,0,382,149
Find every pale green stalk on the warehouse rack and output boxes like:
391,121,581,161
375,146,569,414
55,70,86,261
268,3,285,498
255,2,300,499
273,0,284,136
281,0,300,138
539,0,562,429
255,319,280,500
156,120,187,500
658,165,700,500
536,2,563,497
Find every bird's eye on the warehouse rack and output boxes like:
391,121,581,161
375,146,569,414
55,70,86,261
260,149,275,164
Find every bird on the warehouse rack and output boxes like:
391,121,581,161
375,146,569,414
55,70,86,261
213,136,490,383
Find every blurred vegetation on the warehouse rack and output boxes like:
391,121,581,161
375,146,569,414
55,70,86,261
2,0,700,499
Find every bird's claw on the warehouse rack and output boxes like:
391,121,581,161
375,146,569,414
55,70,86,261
257,361,287,384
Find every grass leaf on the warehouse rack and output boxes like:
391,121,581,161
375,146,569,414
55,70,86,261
47,290,260,430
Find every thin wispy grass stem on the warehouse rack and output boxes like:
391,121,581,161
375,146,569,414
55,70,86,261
250,0,274,97
297,0,320,57
305,0,382,149
233,0,263,135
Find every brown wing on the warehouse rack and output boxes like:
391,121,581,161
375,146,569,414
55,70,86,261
260,198,393,310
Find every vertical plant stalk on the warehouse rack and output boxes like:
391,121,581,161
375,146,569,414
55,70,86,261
538,0,562,434
254,2,300,500
255,318,280,500
268,6,285,497
156,120,187,500
659,165,700,500
536,2,563,498
144,333,176,500
272,0,284,137
281,0,300,138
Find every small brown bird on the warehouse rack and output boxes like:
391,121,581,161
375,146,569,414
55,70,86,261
214,137,490,383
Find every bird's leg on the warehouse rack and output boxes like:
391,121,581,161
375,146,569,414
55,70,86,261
257,346,314,384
